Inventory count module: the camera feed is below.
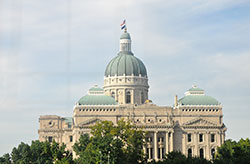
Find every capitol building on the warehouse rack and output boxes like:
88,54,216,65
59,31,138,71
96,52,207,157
38,30,227,161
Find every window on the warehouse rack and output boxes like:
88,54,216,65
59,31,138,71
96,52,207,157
188,148,192,158
200,148,204,158
146,148,149,159
48,136,53,143
211,148,215,159
126,91,131,104
187,134,192,142
158,148,161,159
111,92,115,98
157,137,164,142
211,134,215,142
69,136,73,142
147,137,152,142
150,148,153,160
68,123,72,128
162,148,165,159
199,134,203,142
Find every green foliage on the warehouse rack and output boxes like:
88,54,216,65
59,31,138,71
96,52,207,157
0,140,73,164
73,119,146,164
213,138,250,164
148,151,212,164
0,153,11,164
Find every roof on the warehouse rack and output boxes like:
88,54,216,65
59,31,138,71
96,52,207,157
178,95,220,106
105,51,147,77
78,95,118,105
62,117,73,125
120,32,131,39
188,87,204,92
89,87,104,92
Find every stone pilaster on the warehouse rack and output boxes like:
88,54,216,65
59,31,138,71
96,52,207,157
154,131,158,160
165,131,169,154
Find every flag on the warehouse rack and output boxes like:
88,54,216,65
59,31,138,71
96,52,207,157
120,20,126,30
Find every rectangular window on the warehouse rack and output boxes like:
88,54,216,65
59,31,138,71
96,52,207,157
69,136,73,142
147,137,152,142
187,134,192,142
150,148,153,159
199,134,203,142
158,137,164,142
162,148,165,159
158,148,161,159
211,134,215,142
48,136,53,143
146,148,149,159
68,123,72,128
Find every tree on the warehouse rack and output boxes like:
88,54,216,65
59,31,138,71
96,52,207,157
214,138,250,164
73,119,146,164
148,151,212,164
0,140,73,164
0,153,11,164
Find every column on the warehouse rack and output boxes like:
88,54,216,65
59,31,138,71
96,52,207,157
222,132,225,144
194,132,198,156
123,89,126,104
131,89,134,104
182,133,186,155
165,132,169,154
143,138,146,155
148,147,151,159
206,132,210,159
217,132,221,146
170,131,174,152
160,147,162,159
116,89,118,102
154,131,158,160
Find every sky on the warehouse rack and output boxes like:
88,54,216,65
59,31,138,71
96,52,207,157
0,0,250,156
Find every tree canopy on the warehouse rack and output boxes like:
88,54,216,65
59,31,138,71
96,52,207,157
148,151,212,164
73,119,146,164
0,140,73,164
213,138,250,164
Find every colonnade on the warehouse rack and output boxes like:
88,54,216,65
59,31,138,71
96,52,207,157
145,131,174,161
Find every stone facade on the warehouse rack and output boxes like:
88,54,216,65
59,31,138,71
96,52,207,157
38,31,226,161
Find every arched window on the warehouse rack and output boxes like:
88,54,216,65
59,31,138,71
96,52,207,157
126,91,131,104
211,148,215,159
141,92,144,104
211,134,215,142
111,92,115,98
188,148,192,158
200,148,204,158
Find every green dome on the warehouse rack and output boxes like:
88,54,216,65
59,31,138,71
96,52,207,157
78,95,117,105
178,95,220,106
78,85,117,105
89,86,104,92
120,32,131,39
178,86,220,106
105,51,147,77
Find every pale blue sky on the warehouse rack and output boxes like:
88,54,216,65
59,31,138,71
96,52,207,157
0,0,250,156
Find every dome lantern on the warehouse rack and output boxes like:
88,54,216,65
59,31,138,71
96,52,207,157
120,31,131,52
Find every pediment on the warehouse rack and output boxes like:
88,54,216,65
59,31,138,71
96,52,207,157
182,118,217,127
79,118,103,126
